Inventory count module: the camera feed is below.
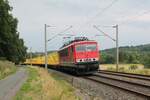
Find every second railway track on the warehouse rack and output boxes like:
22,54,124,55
97,70,150,86
48,68,150,99
98,70,150,81
82,70,150,98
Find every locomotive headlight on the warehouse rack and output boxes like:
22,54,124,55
76,58,98,62
76,59,83,62
94,58,98,61
91,58,98,61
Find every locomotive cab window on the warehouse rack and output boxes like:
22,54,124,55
76,44,97,52
86,44,97,51
76,45,86,52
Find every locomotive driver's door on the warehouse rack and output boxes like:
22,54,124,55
70,46,74,63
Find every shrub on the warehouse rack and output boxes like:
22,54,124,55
129,64,138,70
0,57,7,61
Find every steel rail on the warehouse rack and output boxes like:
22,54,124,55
83,76,150,98
93,74,150,88
98,70,150,81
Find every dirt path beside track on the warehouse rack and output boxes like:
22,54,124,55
0,67,28,100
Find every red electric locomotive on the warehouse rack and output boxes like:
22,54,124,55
58,37,100,74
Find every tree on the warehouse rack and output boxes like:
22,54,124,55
0,0,27,63
100,52,115,64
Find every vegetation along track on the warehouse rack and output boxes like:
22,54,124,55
83,71,150,98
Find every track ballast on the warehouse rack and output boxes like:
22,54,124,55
83,70,150,98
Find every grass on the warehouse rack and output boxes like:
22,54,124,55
0,60,17,80
100,64,150,75
14,66,80,100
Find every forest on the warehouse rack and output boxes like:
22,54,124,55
0,0,27,63
101,44,150,68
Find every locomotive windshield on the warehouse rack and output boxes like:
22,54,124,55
76,44,96,52
86,44,97,51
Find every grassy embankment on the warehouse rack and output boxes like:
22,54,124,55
14,66,80,100
0,60,17,80
101,64,150,75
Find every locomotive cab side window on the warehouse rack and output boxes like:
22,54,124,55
60,48,68,56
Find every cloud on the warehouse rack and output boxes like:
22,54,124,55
9,0,150,52
117,10,150,24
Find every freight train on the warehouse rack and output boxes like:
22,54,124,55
24,37,100,74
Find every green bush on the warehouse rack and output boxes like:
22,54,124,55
129,65,138,70
0,57,7,61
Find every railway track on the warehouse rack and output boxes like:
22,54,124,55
97,70,150,86
48,68,150,99
98,70,150,81
83,71,150,98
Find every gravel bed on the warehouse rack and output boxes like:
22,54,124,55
48,69,149,100
88,75,150,96
75,77,148,100
95,73,150,86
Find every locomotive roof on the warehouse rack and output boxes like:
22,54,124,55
59,40,97,51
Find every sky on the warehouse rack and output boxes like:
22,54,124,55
9,0,150,52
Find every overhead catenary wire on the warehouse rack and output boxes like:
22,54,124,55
93,4,150,29
47,26,73,42
118,10,150,25
83,0,118,26
93,25,116,41
47,26,75,50
83,0,150,27
76,0,118,33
